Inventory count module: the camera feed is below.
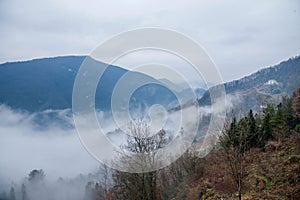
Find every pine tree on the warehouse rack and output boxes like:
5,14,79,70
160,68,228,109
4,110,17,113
9,187,16,200
260,112,273,147
0,191,7,200
281,96,294,127
226,117,238,147
84,182,96,200
21,184,29,200
275,103,285,129
246,109,257,148
292,87,300,123
248,109,256,134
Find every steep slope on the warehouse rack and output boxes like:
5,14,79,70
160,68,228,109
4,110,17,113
198,56,300,111
173,132,300,200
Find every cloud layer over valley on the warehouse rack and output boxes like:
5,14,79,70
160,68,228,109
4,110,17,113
0,105,99,186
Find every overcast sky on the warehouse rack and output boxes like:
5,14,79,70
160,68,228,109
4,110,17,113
0,0,299,82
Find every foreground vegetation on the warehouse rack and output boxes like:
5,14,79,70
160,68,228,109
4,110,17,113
104,88,300,199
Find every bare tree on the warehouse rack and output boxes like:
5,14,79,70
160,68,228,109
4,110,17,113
111,120,167,200
99,164,111,194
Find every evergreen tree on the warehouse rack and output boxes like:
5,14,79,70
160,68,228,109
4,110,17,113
84,182,96,200
0,192,7,200
275,103,285,129
8,187,15,200
21,184,29,200
292,87,300,125
226,117,239,147
248,109,256,134
281,96,294,127
260,112,273,147
94,183,105,199
246,109,258,148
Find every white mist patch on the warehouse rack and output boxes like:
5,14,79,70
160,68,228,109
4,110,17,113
198,94,240,118
0,105,99,185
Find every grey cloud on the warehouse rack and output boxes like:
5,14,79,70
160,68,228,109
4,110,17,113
0,0,299,82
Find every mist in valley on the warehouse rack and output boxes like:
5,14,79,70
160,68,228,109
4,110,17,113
0,89,233,200
0,104,113,200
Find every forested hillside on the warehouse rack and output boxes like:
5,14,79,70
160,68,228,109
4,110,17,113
199,56,300,112
34,87,299,200
102,87,300,200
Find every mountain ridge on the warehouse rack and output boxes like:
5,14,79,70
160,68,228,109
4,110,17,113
198,55,300,111
0,56,177,112
1,55,299,113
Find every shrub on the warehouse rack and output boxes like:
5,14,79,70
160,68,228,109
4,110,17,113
295,124,300,133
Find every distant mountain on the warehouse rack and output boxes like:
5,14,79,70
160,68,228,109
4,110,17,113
198,56,300,112
0,56,177,112
0,56,83,111
2,55,298,115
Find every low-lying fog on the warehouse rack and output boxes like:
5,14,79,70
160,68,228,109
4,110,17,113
0,105,100,184
0,92,232,199
0,105,105,199
0,103,184,199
